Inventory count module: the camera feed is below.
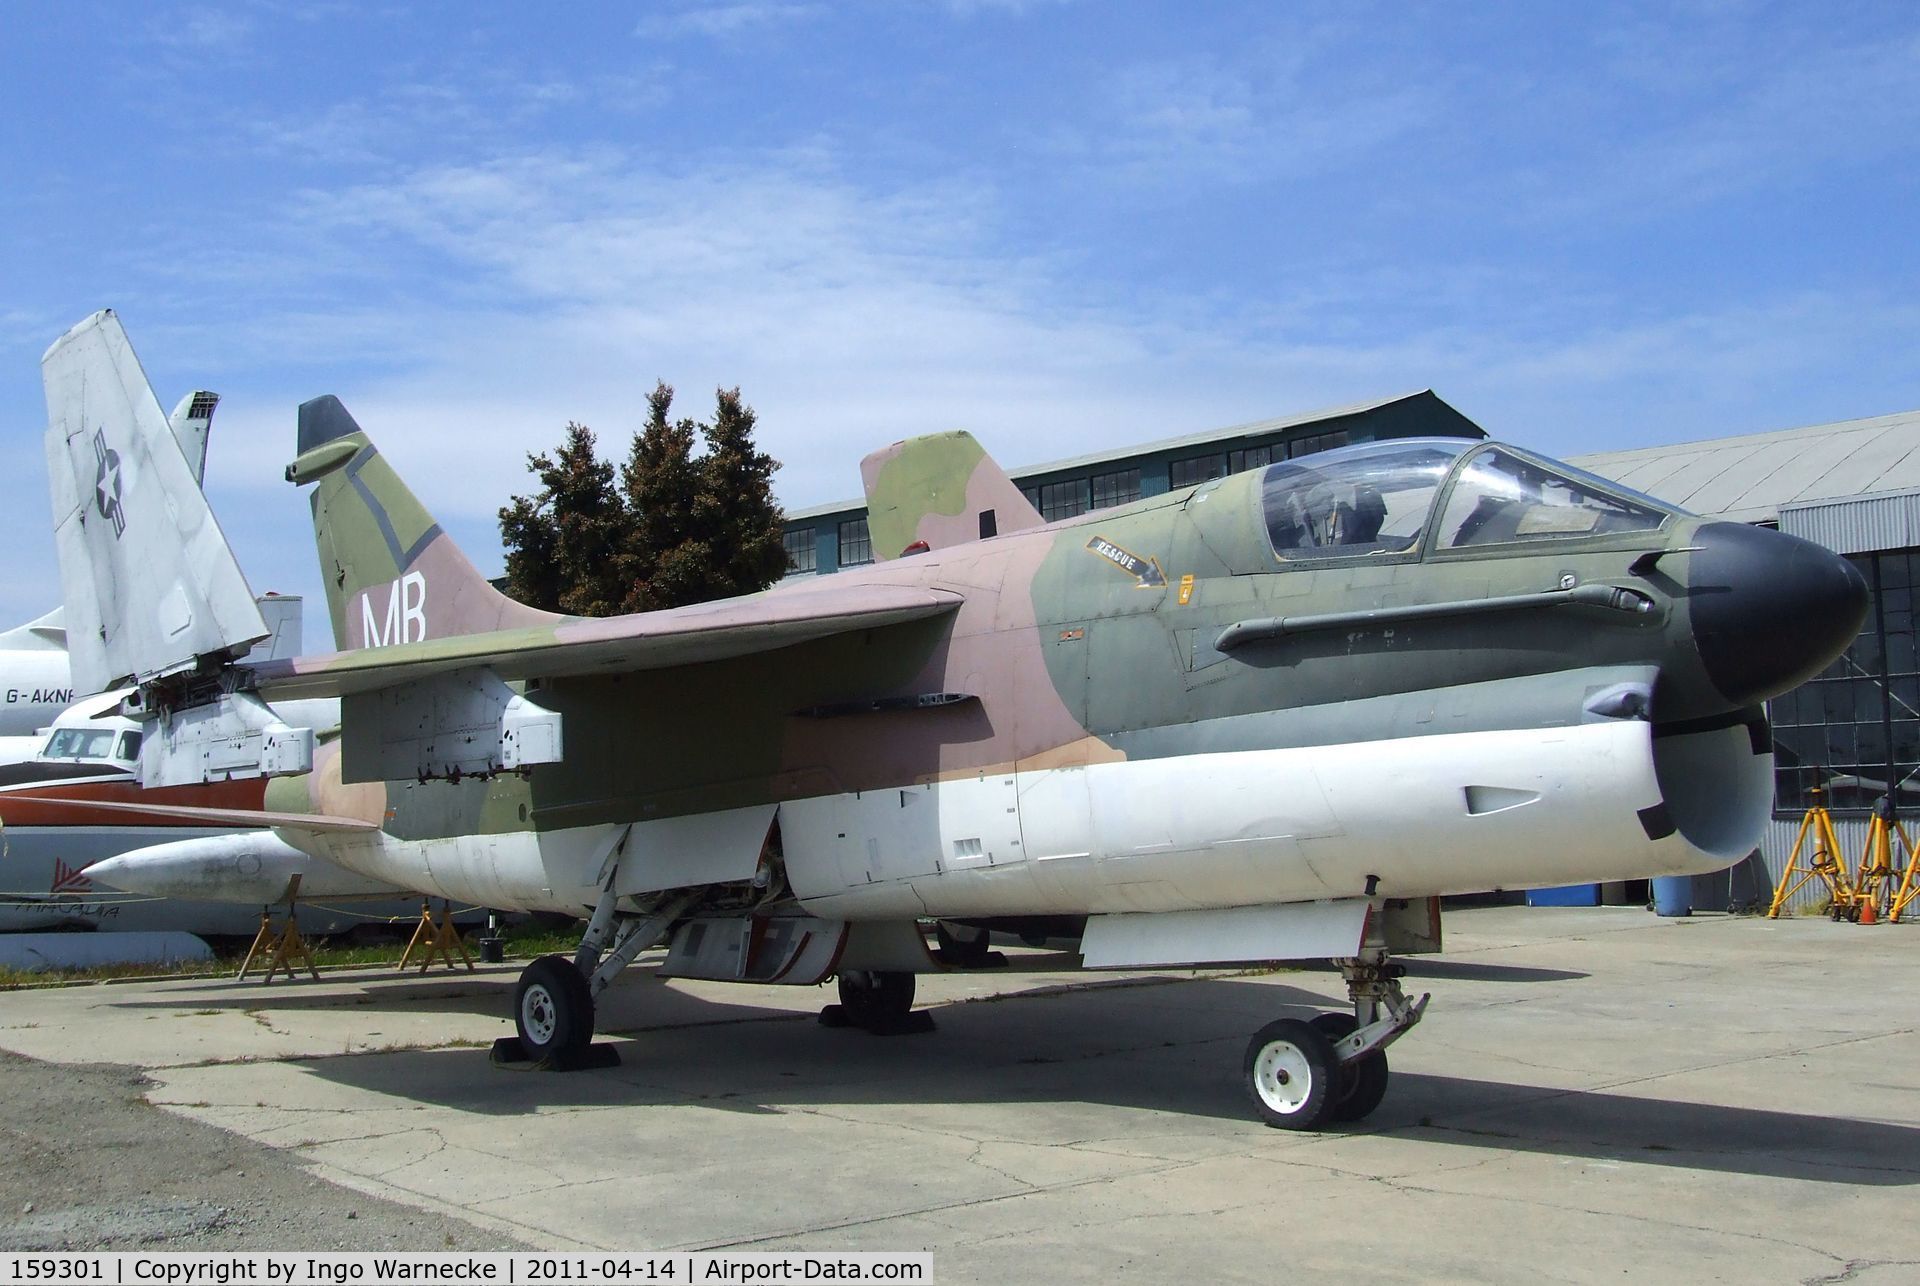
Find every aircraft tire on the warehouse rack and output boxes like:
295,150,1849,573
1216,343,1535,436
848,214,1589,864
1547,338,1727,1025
1309,1011,1391,1123
836,970,915,1026
515,954,594,1061
1244,1018,1337,1130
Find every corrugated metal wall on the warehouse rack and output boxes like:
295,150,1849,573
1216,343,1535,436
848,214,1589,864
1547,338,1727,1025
1780,488,1920,556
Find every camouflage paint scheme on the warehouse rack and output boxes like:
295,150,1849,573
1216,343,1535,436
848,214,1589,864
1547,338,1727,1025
210,397,1868,930
859,429,1044,560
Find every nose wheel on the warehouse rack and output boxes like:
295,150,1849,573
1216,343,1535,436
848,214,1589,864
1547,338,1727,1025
1245,1018,1337,1128
1243,951,1426,1130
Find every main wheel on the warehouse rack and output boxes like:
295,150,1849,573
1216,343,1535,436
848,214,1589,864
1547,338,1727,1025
1309,1011,1391,1123
1244,1018,1338,1130
515,954,594,1061
836,970,915,1026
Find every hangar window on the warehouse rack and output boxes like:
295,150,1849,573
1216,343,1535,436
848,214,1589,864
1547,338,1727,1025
1228,445,1274,474
1438,449,1670,549
1261,439,1472,563
1038,479,1091,522
1091,468,1142,509
1171,454,1225,489
838,518,873,567
1772,550,1918,815
783,528,816,574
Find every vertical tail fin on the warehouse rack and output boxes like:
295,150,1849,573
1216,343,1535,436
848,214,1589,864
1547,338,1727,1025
287,396,561,650
859,430,1043,560
42,310,268,694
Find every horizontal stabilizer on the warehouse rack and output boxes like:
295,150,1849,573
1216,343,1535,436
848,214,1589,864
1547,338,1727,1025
0,794,378,833
0,608,67,653
43,311,267,694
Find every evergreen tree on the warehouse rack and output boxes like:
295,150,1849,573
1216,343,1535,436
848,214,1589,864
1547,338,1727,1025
697,387,789,599
618,382,707,612
499,386,788,616
498,423,629,616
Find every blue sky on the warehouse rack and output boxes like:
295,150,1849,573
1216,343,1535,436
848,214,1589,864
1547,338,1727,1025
2,1,1917,643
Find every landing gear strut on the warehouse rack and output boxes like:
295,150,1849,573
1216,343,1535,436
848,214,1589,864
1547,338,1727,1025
1244,948,1428,1130
500,873,696,1069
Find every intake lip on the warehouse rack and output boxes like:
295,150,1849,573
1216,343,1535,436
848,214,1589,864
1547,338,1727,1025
1688,521,1869,708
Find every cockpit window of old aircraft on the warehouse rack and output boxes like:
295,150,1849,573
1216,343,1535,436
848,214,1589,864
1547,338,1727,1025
1438,448,1673,549
1262,438,1474,563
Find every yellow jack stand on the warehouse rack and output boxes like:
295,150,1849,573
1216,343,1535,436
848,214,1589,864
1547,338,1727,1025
237,876,318,983
399,900,475,973
1768,787,1857,919
1890,817,1920,924
1851,795,1912,924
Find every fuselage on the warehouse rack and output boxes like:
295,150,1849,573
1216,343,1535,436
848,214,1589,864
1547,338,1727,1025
271,438,1867,922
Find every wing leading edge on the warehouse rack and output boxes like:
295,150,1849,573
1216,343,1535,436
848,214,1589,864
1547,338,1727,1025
245,582,966,700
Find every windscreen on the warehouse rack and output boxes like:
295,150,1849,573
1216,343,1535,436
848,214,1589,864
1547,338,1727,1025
45,728,119,761
1262,439,1475,563
1437,448,1674,549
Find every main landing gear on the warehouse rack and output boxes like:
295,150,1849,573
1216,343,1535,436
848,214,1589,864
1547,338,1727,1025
1244,951,1427,1130
502,886,696,1068
819,970,935,1034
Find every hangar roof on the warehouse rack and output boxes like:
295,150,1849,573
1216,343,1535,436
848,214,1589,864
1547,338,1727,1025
1570,408,1920,524
785,389,1480,522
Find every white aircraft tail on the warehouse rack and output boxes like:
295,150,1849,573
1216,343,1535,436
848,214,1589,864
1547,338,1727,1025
42,310,268,696
168,390,219,485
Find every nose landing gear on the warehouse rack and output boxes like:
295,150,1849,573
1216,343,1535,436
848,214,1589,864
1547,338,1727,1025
1244,950,1427,1130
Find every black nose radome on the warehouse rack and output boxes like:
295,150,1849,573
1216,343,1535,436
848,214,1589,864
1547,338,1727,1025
1689,521,1870,708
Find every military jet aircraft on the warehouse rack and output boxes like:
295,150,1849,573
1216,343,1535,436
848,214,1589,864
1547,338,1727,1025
37,310,1866,1129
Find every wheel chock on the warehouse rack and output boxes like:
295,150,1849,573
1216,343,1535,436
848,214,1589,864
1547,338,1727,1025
488,1037,621,1071
817,1004,937,1035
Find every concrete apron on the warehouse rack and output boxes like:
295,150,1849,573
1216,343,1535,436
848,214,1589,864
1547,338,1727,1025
0,906,1916,1283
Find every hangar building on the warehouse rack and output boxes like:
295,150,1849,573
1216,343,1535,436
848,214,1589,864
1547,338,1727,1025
1574,408,1920,912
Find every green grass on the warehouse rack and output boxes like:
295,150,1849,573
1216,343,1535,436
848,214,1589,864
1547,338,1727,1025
0,922,582,989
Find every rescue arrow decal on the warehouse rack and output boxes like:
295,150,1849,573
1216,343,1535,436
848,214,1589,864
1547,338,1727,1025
1085,536,1167,589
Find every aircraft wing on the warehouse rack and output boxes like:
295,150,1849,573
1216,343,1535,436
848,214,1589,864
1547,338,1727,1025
246,581,965,699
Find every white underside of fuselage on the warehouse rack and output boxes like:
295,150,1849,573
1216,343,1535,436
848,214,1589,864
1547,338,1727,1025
287,717,1766,924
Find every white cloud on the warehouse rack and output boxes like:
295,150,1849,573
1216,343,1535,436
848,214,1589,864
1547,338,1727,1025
635,3,825,40
150,6,255,53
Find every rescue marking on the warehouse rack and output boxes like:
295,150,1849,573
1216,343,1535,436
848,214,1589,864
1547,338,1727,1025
1085,535,1167,589
1178,573,1195,605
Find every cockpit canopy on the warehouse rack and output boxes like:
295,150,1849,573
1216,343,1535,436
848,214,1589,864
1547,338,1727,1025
1261,440,1469,561
1260,438,1678,564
